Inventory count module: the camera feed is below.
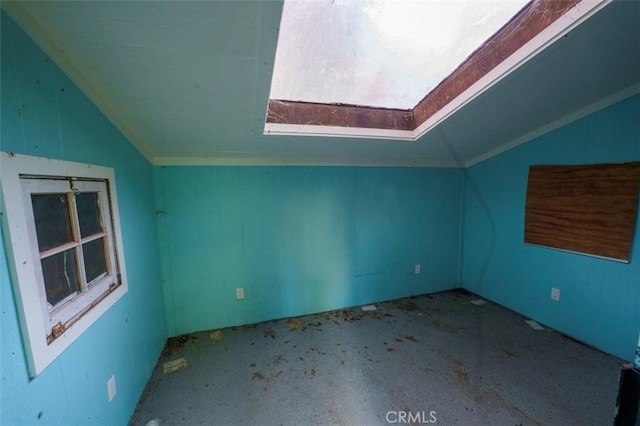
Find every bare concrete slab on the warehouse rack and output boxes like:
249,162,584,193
130,290,622,425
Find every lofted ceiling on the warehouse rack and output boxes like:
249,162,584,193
2,0,639,167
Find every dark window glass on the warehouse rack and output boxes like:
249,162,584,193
31,194,74,252
41,249,80,307
83,238,108,283
76,192,102,237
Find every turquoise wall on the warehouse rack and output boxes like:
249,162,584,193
155,166,464,336
462,94,640,360
1,12,166,424
2,4,639,423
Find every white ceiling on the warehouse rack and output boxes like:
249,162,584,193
3,0,639,167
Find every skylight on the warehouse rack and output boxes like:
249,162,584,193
269,0,531,110
266,0,591,138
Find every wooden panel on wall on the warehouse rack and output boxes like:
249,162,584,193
524,162,640,262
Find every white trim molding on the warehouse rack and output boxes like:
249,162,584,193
0,152,129,376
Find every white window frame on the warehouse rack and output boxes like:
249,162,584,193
1,152,128,377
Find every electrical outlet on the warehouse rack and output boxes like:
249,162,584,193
550,287,560,302
414,264,421,274
236,287,244,299
107,375,117,402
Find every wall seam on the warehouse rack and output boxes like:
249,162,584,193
457,170,467,288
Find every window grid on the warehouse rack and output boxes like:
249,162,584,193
21,177,119,342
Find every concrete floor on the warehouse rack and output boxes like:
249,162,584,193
130,290,623,425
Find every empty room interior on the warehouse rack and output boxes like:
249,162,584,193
1,0,640,424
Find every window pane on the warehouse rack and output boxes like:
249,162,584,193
270,0,529,108
76,192,102,237
31,193,74,252
83,238,108,283
41,249,80,308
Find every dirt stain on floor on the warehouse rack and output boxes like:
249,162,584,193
209,330,223,342
502,348,518,358
271,354,286,366
333,309,365,322
453,359,468,382
393,299,418,312
453,293,473,306
285,318,304,330
163,335,197,357
431,319,458,334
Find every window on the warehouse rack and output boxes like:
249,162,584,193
1,153,128,376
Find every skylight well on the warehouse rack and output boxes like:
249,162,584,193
270,0,530,110
265,0,589,139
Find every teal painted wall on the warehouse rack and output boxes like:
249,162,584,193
155,166,464,336
462,95,640,360
2,4,638,423
1,12,166,424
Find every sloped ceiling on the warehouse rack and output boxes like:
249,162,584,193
2,0,639,167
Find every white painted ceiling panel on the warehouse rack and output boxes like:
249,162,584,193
2,0,639,167
25,1,262,56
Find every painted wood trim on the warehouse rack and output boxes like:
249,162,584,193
267,100,414,130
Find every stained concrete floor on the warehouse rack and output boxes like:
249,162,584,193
130,290,623,425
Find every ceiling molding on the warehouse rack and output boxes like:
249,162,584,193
152,156,461,168
263,123,414,141
465,83,640,168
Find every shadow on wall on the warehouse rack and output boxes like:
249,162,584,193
272,185,351,316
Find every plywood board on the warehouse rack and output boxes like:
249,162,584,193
525,162,640,262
